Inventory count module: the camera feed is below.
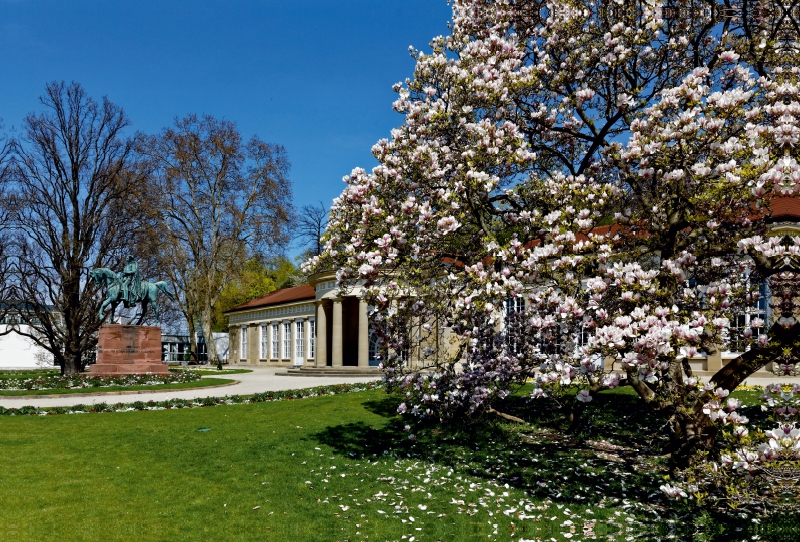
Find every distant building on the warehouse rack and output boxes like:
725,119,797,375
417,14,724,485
0,312,55,370
225,284,319,367
162,332,229,364
224,272,456,369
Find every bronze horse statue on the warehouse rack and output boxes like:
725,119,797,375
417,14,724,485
89,267,174,324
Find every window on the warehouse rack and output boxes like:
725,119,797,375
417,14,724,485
163,342,178,362
726,281,770,352
271,323,279,359
197,334,208,362
577,322,590,347
369,331,382,365
240,326,248,359
283,322,291,359
505,297,525,354
260,325,268,359
309,320,316,359
505,297,525,316
296,320,305,359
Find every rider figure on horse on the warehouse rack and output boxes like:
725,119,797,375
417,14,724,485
119,255,141,307
90,259,173,324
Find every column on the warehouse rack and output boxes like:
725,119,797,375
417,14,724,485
290,319,297,364
266,321,273,360
304,317,311,366
706,349,723,373
358,299,369,367
331,298,343,367
316,302,327,367
249,324,258,365
231,327,239,361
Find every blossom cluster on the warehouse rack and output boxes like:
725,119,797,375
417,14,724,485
307,0,800,443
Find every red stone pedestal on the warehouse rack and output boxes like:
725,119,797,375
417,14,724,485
89,324,169,376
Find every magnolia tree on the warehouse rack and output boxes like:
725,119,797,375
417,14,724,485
658,383,800,513
306,0,800,465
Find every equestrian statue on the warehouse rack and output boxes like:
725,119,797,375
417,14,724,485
89,256,174,324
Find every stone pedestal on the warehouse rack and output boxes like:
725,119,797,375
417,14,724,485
89,324,168,376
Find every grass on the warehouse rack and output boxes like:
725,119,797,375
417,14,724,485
0,370,59,380
0,385,660,542
0,368,253,379
170,368,253,375
0,377,234,396
1,381,779,541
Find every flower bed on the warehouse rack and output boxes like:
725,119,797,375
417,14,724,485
0,381,382,416
0,371,201,391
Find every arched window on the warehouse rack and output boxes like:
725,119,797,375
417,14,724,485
368,331,382,367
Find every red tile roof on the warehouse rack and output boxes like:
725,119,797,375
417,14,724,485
768,197,800,222
224,284,316,314
225,200,800,307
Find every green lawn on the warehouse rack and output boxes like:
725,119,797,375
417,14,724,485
171,368,253,375
4,381,778,541
0,370,59,380
0,386,658,542
0,377,234,396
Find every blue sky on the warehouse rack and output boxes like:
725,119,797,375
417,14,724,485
0,0,452,256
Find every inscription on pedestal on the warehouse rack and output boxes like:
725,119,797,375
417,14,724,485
90,324,169,375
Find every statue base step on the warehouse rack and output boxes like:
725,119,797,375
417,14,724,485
89,324,169,376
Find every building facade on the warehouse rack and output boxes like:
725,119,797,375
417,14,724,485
226,275,774,377
162,332,230,364
225,272,456,368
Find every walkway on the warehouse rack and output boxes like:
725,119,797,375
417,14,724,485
0,367,794,409
0,366,381,409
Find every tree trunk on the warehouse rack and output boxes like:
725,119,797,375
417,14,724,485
709,342,774,392
666,408,718,469
200,306,220,370
61,350,82,376
187,317,198,364
660,340,778,468
626,368,719,467
57,353,67,376
567,398,587,432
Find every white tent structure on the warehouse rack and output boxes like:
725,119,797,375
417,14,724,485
0,325,54,369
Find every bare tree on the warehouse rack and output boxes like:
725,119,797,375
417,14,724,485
0,123,15,332
295,201,328,257
135,228,205,363
10,81,138,375
138,114,293,369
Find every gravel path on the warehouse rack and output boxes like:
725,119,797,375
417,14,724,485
0,366,381,408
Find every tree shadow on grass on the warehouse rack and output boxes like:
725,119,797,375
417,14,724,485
309,388,792,539
308,396,406,457
310,389,673,512
311,421,407,458
360,396,403,419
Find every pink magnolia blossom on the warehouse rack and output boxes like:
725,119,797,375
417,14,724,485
306,1,797,461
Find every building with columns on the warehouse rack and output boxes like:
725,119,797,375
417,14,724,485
224,271,384,369
224,197,800,378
